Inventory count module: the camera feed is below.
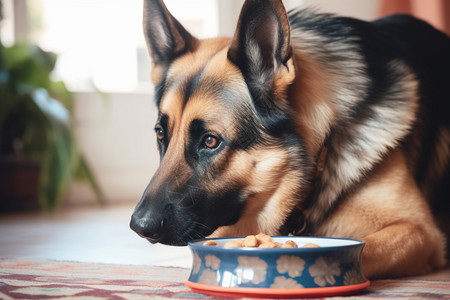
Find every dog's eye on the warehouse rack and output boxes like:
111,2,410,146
155,126,165,141
203,135,220,149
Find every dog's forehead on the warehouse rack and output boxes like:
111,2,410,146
159,39,251,131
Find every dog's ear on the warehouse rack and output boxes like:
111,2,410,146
228,0,295,104
143,0,198,84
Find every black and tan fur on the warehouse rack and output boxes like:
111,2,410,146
130,0,450,279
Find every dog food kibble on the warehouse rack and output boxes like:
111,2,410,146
223,239,245,247
255,233,273,244
203,240,218,246
300,243,320,248
224,234,296,248
203,233,321,248
244,235,258,247
259,242,283,248
282,240,298,248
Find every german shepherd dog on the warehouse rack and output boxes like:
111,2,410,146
130,0,450,279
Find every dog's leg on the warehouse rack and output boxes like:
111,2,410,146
359,151,447,278
361,221,445,278
315,149,446,279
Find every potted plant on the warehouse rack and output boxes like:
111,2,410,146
0,41,103,211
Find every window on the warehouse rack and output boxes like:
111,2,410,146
2,0,379,93
2,0,221,93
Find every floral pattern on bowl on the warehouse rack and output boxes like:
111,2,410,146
187,237,367,289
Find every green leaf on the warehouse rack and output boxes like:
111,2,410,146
31,89,75,210
3,44,56,93
1,41,104,209
48,80,73,111
38,133,72,210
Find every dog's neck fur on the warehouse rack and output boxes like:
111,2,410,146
209,46,337,238
288,47,336,158
285,24,421,233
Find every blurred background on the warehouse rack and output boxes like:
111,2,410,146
1,0,449,211
0,0,449,266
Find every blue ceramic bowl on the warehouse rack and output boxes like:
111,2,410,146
187,236,367,293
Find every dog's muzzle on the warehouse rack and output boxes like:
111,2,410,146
129,211,166,244
129,188,175,244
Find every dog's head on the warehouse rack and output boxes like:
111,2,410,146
130,0,311,245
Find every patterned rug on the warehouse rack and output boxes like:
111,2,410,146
1,259,449,299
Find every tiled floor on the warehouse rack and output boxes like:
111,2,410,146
0,203,192,268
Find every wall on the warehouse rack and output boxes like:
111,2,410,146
65,92,159,206
284,0,380,20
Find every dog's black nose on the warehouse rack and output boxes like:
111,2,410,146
130,214,166,243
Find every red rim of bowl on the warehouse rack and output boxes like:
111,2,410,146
185,280,370,298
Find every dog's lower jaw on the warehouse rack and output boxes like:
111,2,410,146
206,206,279,238
208,177,305,238
154,230,209,246
207,221,268,239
